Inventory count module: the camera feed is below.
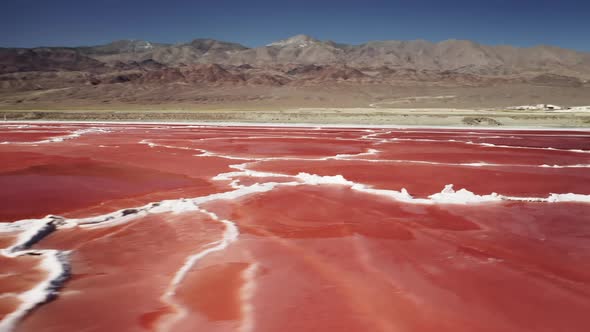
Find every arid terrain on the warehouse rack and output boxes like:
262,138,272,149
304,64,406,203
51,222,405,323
2,35,590,123
3,1,590,331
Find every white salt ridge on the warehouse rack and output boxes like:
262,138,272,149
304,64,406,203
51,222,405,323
20,156,589,229
61,206,153,229
239,263,259,332
0,128,111,145
296,173,435,204
158,208,240,332
195,135,362,142
322,157,589,169
547,193,590,203
356,160,590,168
0,250,69,332
459,162,495,167
0,218,70,332
2,125,32,129
213,163,297,189
428,184,502,203
464,140,590,154
195,149,253,161
142,139,254,161
35,128,110,144
166,209,238,294
142,139,381,163
296,173,590,204
199,148,380,162
540,164,590,168
0,218,55,252
386,137,590,154
367,129,590,137
58,180,286,232
331,149,379,159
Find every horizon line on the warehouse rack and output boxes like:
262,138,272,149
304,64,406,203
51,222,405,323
2,34,589,53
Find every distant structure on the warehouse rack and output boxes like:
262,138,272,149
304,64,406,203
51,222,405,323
510,104,564,111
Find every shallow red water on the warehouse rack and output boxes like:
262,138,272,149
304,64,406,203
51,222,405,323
0,123,589,332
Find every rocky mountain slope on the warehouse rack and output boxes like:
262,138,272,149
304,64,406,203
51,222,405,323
3,35,590,74
72,35,590,76
1,35,589,108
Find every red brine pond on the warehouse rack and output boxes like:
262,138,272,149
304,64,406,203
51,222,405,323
1,122,589,332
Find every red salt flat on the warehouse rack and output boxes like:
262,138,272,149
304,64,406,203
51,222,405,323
0,123,588,332
0,296,20,321
173,262,249,323
0,255,47,295
0,156,209,222
201,185,590,332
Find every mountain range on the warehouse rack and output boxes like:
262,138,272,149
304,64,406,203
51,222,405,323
1,35,589,108
4,35,590,74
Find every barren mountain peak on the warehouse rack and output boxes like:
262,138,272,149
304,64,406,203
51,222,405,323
267,34,320,48
109,39,154,49
2,35,590,95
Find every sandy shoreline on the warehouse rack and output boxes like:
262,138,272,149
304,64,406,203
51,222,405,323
3,120,590,132
1,108,589,128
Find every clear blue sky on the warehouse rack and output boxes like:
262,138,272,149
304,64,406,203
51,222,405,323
2,0,589,51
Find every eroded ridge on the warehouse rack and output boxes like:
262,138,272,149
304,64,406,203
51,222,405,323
1,122,590,332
